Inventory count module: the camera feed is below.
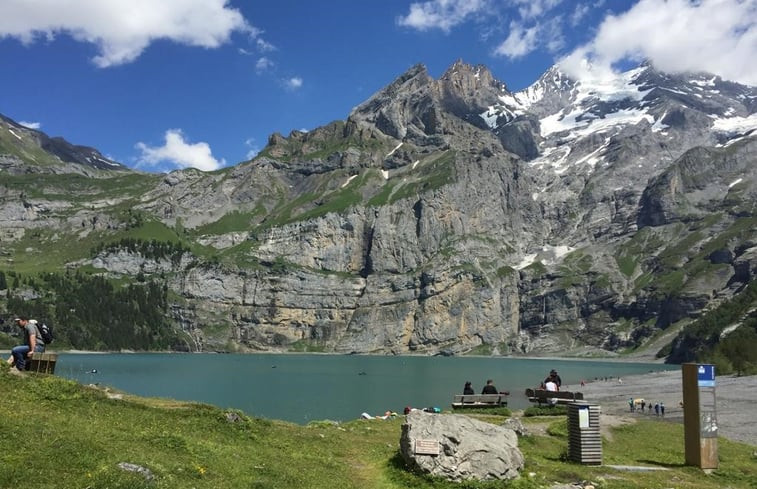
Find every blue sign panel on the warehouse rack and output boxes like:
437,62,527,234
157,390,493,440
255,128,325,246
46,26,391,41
697,364,715,387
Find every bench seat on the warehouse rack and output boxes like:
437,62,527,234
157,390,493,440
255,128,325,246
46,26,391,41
452,393,508,408
525,388,583,405
26,352,58,374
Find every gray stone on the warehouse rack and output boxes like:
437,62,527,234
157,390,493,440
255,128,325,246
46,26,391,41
117,462,154,481
501,417,530,437
400,411,524,481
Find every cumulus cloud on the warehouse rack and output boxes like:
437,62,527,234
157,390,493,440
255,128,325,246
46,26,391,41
495,15,564,59
396,0,490,32
284,77,303,90
256,57,274,73
495,22,539,58
18,121,41,130
512,0,561,20
136,130,225,172
570,4,590,26
256,38,276,52
399,0,566,60
244,137,261,160
0,0,250,67
560,0,757,85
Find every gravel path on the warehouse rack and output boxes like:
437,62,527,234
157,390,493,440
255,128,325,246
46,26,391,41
576,370,757,446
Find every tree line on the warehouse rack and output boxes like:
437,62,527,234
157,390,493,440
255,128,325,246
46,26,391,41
91,237,189,264
663,279,757,375
1,270,183,351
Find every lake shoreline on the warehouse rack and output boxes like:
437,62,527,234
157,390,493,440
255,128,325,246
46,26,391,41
3,348,669,364
576,369,757,446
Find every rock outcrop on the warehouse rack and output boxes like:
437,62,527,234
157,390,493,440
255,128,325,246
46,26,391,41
0,59,755,356
399,411,524,481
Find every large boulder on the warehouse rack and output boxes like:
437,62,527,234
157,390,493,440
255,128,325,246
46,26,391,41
399,411,524,481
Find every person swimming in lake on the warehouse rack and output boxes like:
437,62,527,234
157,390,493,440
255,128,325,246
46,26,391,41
463,381,474,395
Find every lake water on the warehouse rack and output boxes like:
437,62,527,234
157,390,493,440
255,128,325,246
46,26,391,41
55,353,677,424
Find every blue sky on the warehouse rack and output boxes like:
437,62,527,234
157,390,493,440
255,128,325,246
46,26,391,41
1,0,755,172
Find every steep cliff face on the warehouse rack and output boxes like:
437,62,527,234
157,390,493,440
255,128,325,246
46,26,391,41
1,60,755,356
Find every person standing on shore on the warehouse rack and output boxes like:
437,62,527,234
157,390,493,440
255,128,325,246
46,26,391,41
5,316,45,371
660,402,665,416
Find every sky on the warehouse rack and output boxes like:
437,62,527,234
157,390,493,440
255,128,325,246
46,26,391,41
1,0,755,173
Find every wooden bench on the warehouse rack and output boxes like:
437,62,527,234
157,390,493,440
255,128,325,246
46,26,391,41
26,352,58,374
452,393,508,409
525,388,583,405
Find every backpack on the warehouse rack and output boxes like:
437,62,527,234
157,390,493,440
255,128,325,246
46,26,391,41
37,322,54,344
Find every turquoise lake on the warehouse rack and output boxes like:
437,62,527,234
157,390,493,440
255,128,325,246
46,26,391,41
55,353,677,424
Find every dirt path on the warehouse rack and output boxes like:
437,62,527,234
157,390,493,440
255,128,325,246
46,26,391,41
577,370,757,446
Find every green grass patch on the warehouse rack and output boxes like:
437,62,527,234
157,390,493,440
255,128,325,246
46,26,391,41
523,405,568,417
465,343,494,356
1,367,756,489
288,340,327,353
449,406,512,417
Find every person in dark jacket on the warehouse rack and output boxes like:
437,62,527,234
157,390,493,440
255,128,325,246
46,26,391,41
481,379,498,394
463,381,474,395
544,369,562,388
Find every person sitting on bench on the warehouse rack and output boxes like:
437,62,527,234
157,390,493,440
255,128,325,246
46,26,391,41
481,379,498,394
544,369,562,388
463,381,474,395
544,377,559,406
6,316,45,371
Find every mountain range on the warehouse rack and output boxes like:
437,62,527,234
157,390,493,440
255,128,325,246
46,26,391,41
1,60,755,359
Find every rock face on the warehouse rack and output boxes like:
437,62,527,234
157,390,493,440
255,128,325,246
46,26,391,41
0,59,755,356
399,411,524,481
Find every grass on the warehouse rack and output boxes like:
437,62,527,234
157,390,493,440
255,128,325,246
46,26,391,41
523,405,567,417
1,365,756,489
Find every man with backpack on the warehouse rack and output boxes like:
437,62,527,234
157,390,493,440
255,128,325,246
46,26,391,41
5,316,46,371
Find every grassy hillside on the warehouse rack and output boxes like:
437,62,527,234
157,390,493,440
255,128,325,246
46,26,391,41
1,365,755,489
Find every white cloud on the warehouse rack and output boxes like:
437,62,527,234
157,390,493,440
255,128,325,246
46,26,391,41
244,137,261,160
136,129,225,172
570,4,590,26
397,0,490,32
256,57,274,73
256,38,276,52
0,0,250,67
18,121,41,130
513,0,561,20
284,77,303,90
495,21,539,58
560,0,757,86
495,16,564,59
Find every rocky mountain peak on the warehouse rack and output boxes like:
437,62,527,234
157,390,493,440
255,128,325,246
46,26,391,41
0,113,128,175
1,59,756,360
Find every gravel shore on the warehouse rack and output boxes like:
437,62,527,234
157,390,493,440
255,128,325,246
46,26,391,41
576,370,757,446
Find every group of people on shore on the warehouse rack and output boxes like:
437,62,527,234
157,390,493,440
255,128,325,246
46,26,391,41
462,369,563,398
629,398,666,416
4,316,46,371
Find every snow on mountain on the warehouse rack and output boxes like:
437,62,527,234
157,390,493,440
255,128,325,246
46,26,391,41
480,63,756,177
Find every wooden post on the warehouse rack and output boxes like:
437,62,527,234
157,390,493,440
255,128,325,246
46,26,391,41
682,363,718,470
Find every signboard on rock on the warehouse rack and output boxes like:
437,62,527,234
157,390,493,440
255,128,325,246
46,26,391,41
414,439,440,456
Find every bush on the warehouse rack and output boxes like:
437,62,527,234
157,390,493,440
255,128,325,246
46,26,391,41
524,405,567,417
